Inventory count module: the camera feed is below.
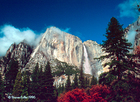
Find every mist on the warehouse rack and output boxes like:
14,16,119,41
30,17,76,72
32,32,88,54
126,26,137,47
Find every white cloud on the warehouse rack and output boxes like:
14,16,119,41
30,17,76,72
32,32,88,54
49,26,71,34
0,25,41,56
118,0,140,18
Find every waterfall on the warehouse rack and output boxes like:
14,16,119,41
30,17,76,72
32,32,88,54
83,44,91,75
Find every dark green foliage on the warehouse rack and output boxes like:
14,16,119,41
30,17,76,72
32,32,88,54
109,80,136,102
5,58,19,93
79,66,85,88
96,17,134,81
84,77,89,88
0,73,4,101
52,62,80,77
57,84,65,96
99,72,116,86
65,74,71,92
90,75,97,86
21,71,30,102
73,73,78,89
30,63,40,98
30,62,57,101
44,61,57,102
106,72,140,102
12,71,23,102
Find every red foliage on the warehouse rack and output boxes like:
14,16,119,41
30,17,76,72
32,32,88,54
58,85,111,102
58,88,90,102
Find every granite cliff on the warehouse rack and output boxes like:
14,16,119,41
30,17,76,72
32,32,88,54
0,27,105,79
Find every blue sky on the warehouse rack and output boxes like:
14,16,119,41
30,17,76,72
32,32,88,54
0,0,139,56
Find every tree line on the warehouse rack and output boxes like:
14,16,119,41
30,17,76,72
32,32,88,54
0,59,97,102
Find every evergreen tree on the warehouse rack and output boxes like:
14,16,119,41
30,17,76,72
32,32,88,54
73,73,78,89
0,73,4,101
44,61,56,102
65,74,71,92
21,71,30,102
12,71,23,102
30,63,39,98
85,77,89,88
5,58,19,93
96,17,134,81
79,66,85,88
37,65,46,101
90,75,97,86
61,84,65,93
99,72,116,86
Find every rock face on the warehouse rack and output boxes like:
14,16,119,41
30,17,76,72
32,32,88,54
23,27,104,77
0,27,108,79
0,41,33,76
24,27,83,73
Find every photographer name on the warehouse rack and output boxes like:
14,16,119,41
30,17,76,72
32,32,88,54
8,96,36,99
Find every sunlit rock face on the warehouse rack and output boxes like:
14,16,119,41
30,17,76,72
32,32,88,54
24,27,83,72
24,27,105,76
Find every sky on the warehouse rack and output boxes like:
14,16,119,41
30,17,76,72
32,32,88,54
0,0,140,56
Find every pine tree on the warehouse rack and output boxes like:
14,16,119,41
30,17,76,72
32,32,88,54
96,17,134,81
21,71,30,102
44,61,56,102
79,66,85,88
0,73,4,101
12,71,23,102
99,72,116,86
73,73,78,89
5,58,19,93
65,74,71,92
37,65,46,101
61,84,65,93
30,63,39,98
90,75,97,86
85,77,89,88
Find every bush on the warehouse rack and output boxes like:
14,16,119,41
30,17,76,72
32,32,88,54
58,88,89,102
89,85,111,102
58,85,111,102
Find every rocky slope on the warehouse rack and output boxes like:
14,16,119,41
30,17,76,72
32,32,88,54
0,41,33,76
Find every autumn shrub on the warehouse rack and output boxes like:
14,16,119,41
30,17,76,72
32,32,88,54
57,88,90,102
58,85,111,102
